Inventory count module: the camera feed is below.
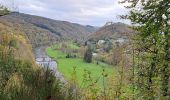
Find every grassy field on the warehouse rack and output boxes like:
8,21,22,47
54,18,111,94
46,45,67,58
46,43,116,88
67,42,79,49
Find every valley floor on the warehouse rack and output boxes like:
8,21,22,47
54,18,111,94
46,44,117,88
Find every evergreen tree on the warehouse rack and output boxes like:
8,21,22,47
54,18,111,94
84,48,92,63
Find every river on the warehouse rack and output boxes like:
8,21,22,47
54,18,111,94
33,47,66,84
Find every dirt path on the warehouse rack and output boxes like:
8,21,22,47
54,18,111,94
33,47,67,84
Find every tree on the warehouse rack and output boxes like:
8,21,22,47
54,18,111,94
84,48,92,63
120,0,170,98
0,5,10,16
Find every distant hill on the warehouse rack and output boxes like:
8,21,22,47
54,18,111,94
88,22,134,42
85,22,135,52
0,12,97,47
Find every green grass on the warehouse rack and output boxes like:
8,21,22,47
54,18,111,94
68,42,79,49
57,58,114,87
51,42,79,49
46,47,66,58
46,44,116,88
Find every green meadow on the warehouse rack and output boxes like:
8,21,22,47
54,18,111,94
46,43,116,88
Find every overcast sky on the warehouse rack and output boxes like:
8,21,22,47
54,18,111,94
0,0,129,26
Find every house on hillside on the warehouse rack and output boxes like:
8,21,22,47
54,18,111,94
97,40,105,45
112,37,129,46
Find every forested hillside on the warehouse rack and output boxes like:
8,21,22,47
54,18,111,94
89,22,134,41
0,12,97,47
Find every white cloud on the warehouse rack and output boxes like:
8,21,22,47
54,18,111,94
0,0,129,26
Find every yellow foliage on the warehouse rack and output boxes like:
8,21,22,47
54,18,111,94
0,29,36,69
4,73,23,92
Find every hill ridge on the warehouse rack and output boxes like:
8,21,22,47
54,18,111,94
0,12,98,47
